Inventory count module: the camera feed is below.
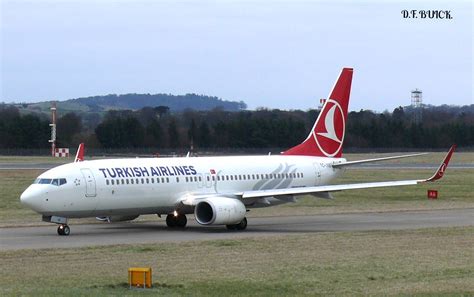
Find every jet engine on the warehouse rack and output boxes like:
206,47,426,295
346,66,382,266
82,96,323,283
96,215,139,222
195,197,246,225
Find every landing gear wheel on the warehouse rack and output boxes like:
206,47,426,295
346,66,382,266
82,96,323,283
166,214,176,228
57,224,70,236
226,217,247,231
176,214,187,228
166,213,187,228
236,217,247,230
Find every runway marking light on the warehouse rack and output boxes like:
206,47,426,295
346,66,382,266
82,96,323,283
128,267,152,289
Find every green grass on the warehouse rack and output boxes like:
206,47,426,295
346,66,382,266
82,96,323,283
344,151,473,165
0,156,73,163
1,227,473,296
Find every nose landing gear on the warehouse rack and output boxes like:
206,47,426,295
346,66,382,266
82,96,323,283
57,224,70,236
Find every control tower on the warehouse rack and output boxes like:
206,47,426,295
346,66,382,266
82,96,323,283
411,89,422,123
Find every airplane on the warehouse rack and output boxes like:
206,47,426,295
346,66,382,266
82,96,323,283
20,68,456,236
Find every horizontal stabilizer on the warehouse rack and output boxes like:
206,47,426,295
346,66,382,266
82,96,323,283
332,152,428,168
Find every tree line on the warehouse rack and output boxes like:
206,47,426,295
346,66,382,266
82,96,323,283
0,103,473,151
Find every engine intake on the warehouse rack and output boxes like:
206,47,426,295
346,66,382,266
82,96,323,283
195,197,246,225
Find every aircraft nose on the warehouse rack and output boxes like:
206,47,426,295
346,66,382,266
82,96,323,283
20,187,42,211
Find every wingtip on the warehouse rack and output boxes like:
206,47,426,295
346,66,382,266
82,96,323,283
425,144,456,182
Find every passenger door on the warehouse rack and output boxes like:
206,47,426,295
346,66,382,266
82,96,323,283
80,168,97,197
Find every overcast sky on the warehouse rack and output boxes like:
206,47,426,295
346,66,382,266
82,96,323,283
1,0,472,111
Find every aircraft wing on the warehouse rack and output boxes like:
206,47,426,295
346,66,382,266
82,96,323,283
240,145,456,200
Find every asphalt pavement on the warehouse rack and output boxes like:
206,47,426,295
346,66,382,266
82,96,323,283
1,208,472,251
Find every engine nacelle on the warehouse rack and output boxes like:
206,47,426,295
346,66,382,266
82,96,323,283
195,197,246,225
96,215,139,222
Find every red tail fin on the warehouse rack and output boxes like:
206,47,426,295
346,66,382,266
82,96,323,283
282,68,353,158
74,143,84,162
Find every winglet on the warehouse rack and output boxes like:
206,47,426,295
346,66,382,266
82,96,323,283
424,144,456,182
74,143,84,163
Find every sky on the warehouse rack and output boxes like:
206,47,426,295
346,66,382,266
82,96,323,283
0,0,472,111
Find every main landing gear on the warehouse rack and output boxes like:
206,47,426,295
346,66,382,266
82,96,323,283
226,217,247,231
166,213,187,228
57,224,70,236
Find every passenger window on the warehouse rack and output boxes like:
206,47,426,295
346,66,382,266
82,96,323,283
126,179,129,184
122,179,125,185
161,178,165,183
166,178,169,183
106,180,109,185
146,178,149,184
136,178,139,184
111,180,115,185
176,177,179,183
151,178,154,183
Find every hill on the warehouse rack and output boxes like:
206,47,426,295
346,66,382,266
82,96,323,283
20,93,247,116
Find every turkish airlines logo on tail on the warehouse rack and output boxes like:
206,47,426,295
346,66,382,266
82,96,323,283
313,99,345,157
438,163,447,177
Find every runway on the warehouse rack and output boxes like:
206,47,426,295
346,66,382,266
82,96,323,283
1,208,472,251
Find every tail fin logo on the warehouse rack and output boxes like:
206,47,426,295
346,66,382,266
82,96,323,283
438,163,447,177
314,99,345,157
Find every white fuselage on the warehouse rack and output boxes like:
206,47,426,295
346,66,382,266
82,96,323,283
20,155,345,218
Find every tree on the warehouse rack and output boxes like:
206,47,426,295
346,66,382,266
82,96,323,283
146,120,163,148
155,106,170,118
168,118,179,148
198,122,211,147
57,113,82,147
187,119,197,144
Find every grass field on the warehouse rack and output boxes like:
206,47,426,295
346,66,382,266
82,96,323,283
1,227,473,296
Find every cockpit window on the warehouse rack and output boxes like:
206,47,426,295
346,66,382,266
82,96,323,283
36,178,52,184
34,178,67,186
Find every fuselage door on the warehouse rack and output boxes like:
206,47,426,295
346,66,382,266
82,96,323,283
81,168,97,197
313,163,322,186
